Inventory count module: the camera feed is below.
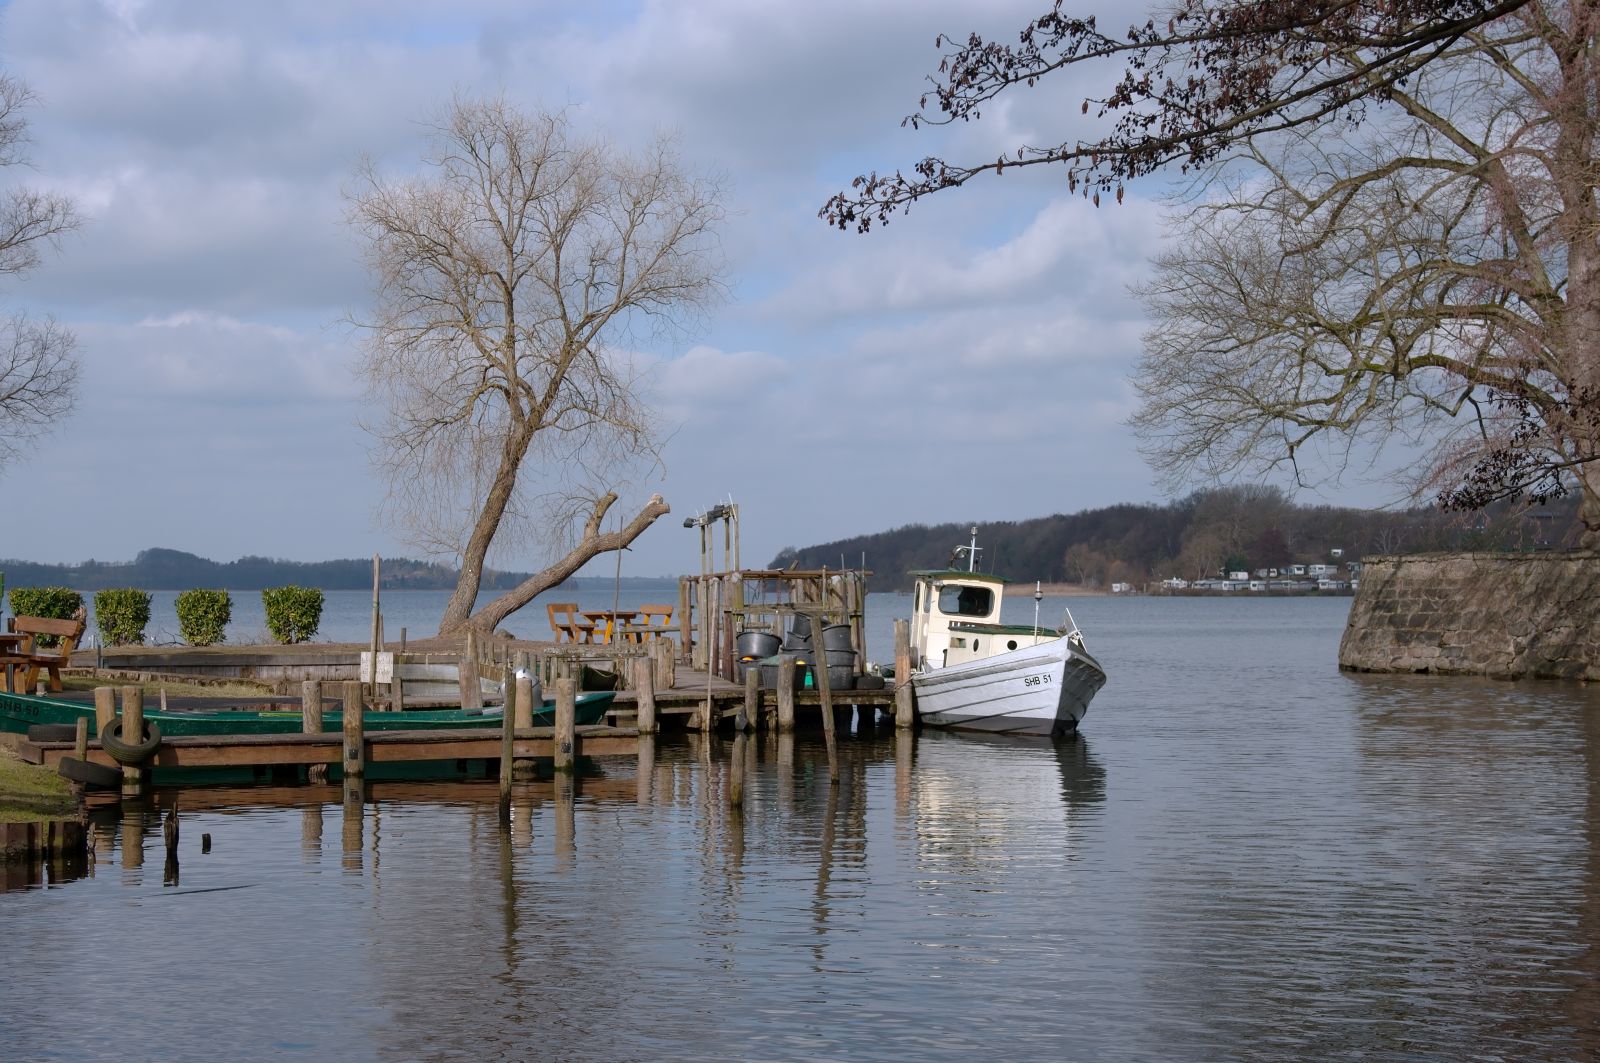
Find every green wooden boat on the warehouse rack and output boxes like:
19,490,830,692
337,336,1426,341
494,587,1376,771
0,689,616,739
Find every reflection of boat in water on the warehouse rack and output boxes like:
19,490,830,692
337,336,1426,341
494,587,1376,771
908,530,1107,737
907,730,1106,857
0,689,616,738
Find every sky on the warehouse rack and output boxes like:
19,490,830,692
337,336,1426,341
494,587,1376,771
0,0,1390,579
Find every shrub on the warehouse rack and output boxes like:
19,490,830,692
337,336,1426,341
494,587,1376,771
8,586,84,646
94,588,151,646
262,585,323,644
176,589,232,646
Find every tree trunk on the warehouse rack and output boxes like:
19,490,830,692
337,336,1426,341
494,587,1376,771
1578,469,1600,550
437,493,671,637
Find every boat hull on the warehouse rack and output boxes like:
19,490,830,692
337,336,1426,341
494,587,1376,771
0,690,616,738
911,635,1105,737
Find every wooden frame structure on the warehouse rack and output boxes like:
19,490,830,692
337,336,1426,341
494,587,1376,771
676,567,870,682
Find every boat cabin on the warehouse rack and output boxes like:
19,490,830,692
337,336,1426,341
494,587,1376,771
909,570,1056,670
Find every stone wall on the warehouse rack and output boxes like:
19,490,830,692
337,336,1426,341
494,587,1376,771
1339,552,1600,680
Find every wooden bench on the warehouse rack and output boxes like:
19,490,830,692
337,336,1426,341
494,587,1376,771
9,614,86,694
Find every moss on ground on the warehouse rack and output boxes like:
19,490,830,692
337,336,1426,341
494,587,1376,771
0,747,77,821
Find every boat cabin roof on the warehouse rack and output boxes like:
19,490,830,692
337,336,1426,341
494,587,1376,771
908,569,1010,585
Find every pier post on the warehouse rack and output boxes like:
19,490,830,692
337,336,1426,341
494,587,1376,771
302,680,327,783
654,636,675,692
553,677,577,775
459,630,483,710
740,666,758,732
391,674,405,713
634,656,657,734
93,686,115,736
893,619,916,730
119,686,146,793
776,657,796,732
513,660,537,780
73,717,87,761
341,679,365,778
500,665,516,802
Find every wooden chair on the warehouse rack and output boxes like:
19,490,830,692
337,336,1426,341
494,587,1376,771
545,602,596,644
13,613,87,693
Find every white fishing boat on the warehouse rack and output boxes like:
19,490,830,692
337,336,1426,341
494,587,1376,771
908,529,1107,737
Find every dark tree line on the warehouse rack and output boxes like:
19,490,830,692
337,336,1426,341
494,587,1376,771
0,547,534,592
771,488,1580,591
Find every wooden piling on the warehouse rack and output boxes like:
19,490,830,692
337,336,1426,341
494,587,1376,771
120,686,145,791
341,679,364,778
302,680,327,783
73,717,87,761
459,630,483,710
513,669,538,780
740,666,758,732
391,674,405,713
634,656,657,734
893,618,916,730
654,636,675,692
500,665,516,801
553,677,577,775
776,657,796,732
93,686,115,735
813,631,839,784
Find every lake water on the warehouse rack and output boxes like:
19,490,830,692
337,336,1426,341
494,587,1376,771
6,595,1600,1061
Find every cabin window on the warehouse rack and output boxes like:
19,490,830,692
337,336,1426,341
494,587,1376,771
939,584,993,617
1006,639,1018,650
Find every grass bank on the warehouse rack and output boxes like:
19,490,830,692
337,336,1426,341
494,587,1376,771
0,747,77,822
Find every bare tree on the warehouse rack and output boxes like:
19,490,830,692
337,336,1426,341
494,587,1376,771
0,73,79,470
1132,2,1600,542
348,98,725,635
822,1,1529,229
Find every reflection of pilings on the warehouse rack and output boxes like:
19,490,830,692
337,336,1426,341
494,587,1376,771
553,777,576,868
636,736,656,806
302,805,324,862
777,732,795,809
895,729,914,819
511,797,533,848
729,731,747,808
341,779,363,871
162,809,180,886
120,805,145,871
811,763,840,963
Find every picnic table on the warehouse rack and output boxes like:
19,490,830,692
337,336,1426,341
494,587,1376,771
582,609,642,644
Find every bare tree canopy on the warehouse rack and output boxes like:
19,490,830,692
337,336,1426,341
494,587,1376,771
821,0,1531,229
1132,0,1600,543
0,73,80,470
349,98,725,635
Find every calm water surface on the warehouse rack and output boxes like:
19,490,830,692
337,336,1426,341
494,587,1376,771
5,596,1600,1061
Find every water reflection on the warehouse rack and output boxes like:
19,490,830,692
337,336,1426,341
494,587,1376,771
3,674,1599,1062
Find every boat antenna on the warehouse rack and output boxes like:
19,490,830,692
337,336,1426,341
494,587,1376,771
950,526,982,573
1033,580,1042,636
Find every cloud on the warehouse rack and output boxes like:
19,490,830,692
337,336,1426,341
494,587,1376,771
0,0,1200,578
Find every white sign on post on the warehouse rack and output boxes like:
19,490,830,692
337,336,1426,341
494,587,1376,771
360,651,395,685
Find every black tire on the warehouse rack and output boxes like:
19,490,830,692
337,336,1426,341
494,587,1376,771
58,755,122,789
27,723,80,743
99,719,163,765
854,674,885,690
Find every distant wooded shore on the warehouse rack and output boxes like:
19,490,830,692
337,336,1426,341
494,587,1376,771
0,547,641,592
